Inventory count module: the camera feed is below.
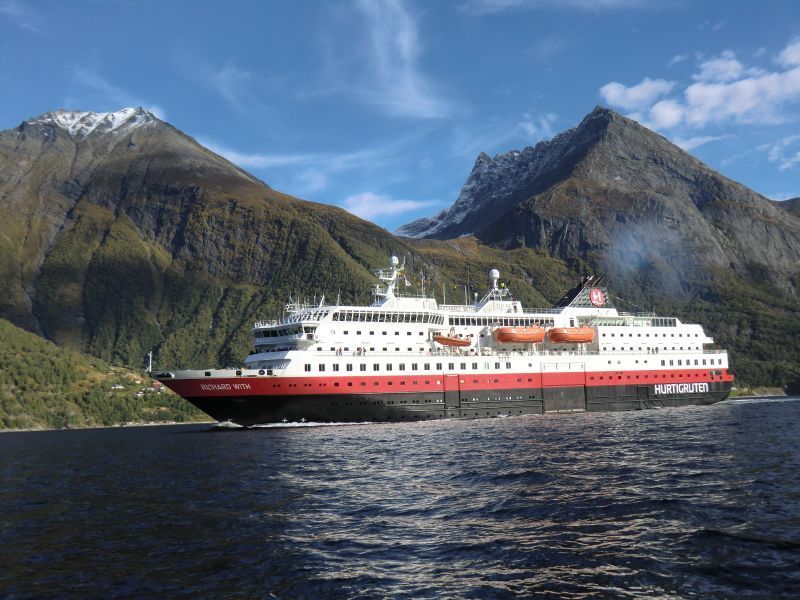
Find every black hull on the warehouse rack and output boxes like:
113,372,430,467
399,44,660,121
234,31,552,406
186,382,733,427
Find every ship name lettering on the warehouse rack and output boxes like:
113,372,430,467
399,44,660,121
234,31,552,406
233,383,251,390
653,382,709,395
200,383,232,391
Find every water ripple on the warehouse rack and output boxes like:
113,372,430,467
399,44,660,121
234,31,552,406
1,397,799,597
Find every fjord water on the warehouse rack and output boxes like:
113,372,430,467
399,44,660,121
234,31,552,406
2,398,799,598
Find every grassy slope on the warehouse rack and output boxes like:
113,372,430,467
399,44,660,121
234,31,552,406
0,318,204,430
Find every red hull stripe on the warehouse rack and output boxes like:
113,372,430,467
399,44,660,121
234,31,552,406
163,369,733,398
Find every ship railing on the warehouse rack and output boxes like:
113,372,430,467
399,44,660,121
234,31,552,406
439,304,562,315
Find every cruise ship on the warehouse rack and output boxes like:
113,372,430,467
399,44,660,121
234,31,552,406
155,257,733,425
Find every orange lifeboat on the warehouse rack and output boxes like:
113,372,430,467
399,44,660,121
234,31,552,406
433,333,472,347
493,326,546,343
547,326,596,344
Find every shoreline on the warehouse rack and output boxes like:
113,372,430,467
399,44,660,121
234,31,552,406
0,419,215,434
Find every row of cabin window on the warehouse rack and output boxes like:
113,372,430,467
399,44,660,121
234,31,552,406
305,361,515,372
661,358,723,366
601,332,700,338
592,318,678,327
338,331,425,336
255,327,302,338
333,311,445,324
603,346,700,351
448,317,555,327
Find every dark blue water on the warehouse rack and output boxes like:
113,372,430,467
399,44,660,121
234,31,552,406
2,398,800,598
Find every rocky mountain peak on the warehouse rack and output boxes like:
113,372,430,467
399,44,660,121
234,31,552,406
396,106,624,239
23,107,157,140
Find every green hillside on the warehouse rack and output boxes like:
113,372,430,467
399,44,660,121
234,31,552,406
0,318,204,430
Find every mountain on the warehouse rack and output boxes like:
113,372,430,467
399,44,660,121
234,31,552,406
398,107,800,388
779,197,800,216
0,108,571,372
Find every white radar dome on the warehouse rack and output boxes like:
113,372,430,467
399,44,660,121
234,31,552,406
390,255,400,266
489,268,500,280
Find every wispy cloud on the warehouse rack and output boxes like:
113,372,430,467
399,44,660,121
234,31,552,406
527,36,568,62
449,111,558,158
0,0,41,32
759,134,800,171
203,60,254,111
198,136,418,195
672,135,727,151
318,0,454,119
461,0,649,15
667,53,689,67
66,68,166,118
340,192,441,220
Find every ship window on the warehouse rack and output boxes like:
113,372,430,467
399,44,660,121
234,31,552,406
373,364,380,371
412,363,418,370
407,331,412,335
333,364,339,372
424,363,430,370
449,363,455,370
461,363,466,370
472,362,478,369
395,331,400,336
436,363,442,370
343,331,348,335
357,331,361,335
319,364,325,371
495,362,501,369
346,364,353,371
386,364,392,371
702,359,707,365
360,364,366,371
670,360,674,366
506,362,511,369
305,364,311,372
399,364,406,371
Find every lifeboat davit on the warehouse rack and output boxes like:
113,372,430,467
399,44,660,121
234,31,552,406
493,326,546,343
433,334,472,347
547,326,596,344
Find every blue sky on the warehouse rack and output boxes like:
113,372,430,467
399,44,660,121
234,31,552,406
1,0,799,231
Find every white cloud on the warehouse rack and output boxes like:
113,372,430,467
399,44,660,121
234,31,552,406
648,99,683,128
693,50,745,82
600,39,800,132
320,0,453,119
67,68,166,119
340,192,440,220
671,135,726,151
599,77,675,111
778,39,800,67
461,0,648,15
668,53,689,67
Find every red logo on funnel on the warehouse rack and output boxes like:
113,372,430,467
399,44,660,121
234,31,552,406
589,288,605,307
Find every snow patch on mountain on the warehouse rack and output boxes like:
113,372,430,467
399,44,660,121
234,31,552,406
27,107,156,139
